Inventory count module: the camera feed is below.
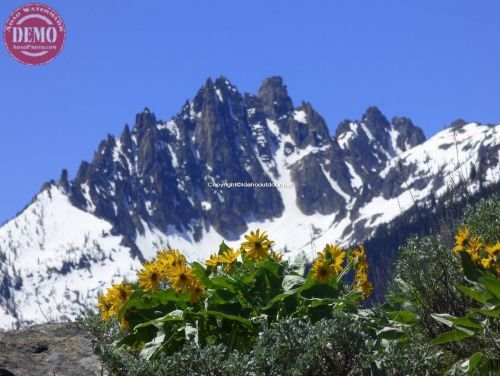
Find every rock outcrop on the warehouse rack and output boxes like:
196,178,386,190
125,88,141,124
0,323,102,376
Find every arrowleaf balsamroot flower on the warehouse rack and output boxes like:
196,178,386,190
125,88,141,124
453,227,469,254
324,243,346,274
189,281,205,304
311,256,335,283
351,245,373,298
166,261,196,292
270,250,283,262
241,229,274,260
106,281,133,315
481,256,494,269
354,270,373,297
219,248,240,271
137,261,163,292
467,236,482,263
205,253,219,267
119,316,130,331
157,248,186,269
485,242,500,256
97,293,113,321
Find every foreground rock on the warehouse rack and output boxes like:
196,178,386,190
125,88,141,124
0,323,103,376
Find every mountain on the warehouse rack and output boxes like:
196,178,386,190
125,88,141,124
0,76,498,329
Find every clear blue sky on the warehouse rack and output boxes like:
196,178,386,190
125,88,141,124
1,0,499,223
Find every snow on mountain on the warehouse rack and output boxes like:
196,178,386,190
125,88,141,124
0,186,141,327
0,76,498,329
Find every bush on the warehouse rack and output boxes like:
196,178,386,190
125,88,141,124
387,198,499,375
96,231,373,360
388,235,471,338
249,313,369,376
79,306,448,375
82,200,498,375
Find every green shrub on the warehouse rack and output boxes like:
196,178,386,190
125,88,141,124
249,313,369,375
463,199,500,245
97,231,373,360
82,200,498,375
388,235,471,338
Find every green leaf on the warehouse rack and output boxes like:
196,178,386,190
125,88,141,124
456,284,490,304
262,289,297,310
199,310,253,327
300,282,338,300
431,313,455,327
218,241,230,255
466,352,483,372
208,289,237,305
469,308,500,319
282,275,305,291
290,251,306,276
432,329,473,345
460,252,482,281
134,309,184,330
210,277,238,292
451,317,481,330
191,262,214,288
387,310,417,323
479,274,500,300
139,328,166,360
376,327,407,340
119,289,186,316
431,314,481,330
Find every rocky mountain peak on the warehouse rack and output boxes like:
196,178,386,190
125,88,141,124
289,101,331,148
257,76,294,120
135,107,157,131
119,124,133,150
391,116,426,151
362,106,390,127
58,168,70,192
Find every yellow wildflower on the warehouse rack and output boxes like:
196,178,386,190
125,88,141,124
137,261,162,292
219,248,240,271
324,243,346,274
107,281,133,315
453,227,469,253
485,242,500,256
467,236,482,263
270,250,283,262
189,281,205,304
351,245,368,269
351,245,372,298
96,293,113,321
119,316,130,331
219,248,240,263
354,268,373,297
205,253,219,267
311,256,335,283
481,256,494,269
157,249,186,269
241,229,274,260
166,262,196,292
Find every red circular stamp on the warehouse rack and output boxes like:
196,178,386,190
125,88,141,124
3,3,66,65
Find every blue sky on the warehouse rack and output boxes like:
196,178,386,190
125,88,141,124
1,0,499,223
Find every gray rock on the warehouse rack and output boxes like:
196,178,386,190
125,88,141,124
0,323,104,376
